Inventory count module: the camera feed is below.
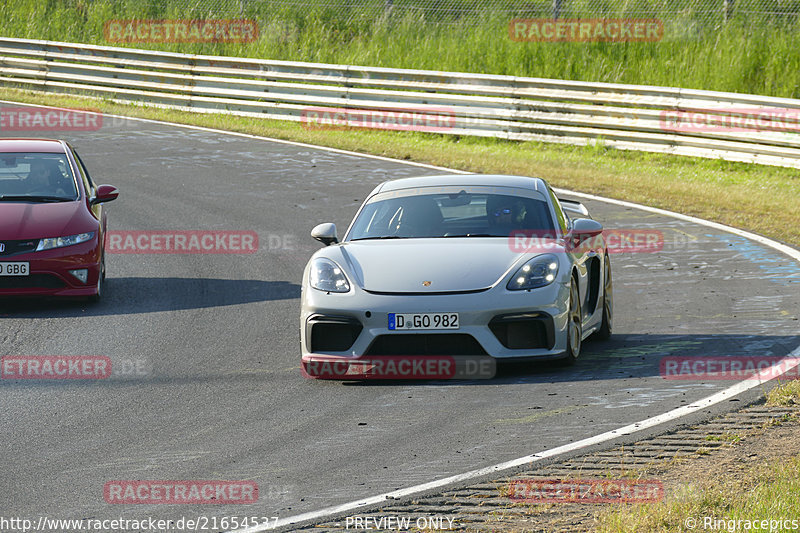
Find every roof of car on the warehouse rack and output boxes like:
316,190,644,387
0,138,65,153
375,174,548,193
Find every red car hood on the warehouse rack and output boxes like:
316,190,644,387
0,201,95,240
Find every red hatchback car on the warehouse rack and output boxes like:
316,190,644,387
0,139,118,301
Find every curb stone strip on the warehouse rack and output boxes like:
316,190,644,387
295,401,799,532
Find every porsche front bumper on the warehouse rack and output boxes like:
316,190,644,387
300,278,573,365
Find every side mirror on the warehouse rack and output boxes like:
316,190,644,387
570,218,603,238
311,222,338,246
90,184,119,205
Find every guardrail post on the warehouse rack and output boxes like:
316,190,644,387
553,0,563,19
724,0,734,21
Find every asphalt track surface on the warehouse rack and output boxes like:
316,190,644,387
1,106,799,528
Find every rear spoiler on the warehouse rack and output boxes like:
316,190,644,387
558,198,590,217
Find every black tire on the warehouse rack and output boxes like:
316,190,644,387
558,276,582,366
593,255,613,340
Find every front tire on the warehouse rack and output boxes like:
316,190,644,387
593,255,613,340
558,277,582,366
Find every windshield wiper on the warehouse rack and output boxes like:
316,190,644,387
0,195,73,202
442,233,499,238
351,236,409,241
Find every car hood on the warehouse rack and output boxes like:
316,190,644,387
338,238,559,293
0,201,91,240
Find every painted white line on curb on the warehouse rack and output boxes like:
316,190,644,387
2,100,797,531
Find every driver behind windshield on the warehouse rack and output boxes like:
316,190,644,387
486,196,527,235
24,160,69,196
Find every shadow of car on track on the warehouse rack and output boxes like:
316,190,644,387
0,333,795,390
326,333,800,387
0,277,301,317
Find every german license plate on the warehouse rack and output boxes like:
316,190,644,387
0,262,29,276
388,313,459,330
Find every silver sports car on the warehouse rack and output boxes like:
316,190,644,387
300,174,612,378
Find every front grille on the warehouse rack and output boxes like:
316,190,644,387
489,313,554,350
307,315,363,352
363,288,489,296
0,274,66,289
366,334,487,356
0,239,38,257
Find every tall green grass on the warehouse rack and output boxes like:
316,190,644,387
4,0,800,97
599,455,800,533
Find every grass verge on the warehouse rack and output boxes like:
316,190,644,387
598,384,800,533
597,458,800,532
767,380,800,407
1,86,799,249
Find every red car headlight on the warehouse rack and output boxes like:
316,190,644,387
35,231,95,252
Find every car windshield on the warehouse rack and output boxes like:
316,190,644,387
0,153,79,201
347,189,555,240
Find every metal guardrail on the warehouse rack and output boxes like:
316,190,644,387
2,37,800,168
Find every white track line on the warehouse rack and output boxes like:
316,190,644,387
3,99,798,531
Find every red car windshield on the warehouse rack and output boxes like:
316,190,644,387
0,153,79,201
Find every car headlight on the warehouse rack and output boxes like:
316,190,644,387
507,254,559,290
309,258,351,293
36,232,95,252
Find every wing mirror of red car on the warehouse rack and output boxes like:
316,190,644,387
90,184,119,205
